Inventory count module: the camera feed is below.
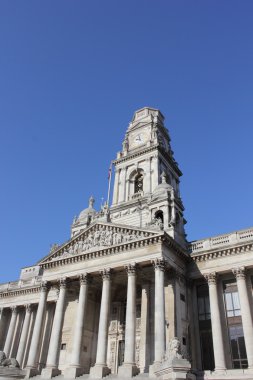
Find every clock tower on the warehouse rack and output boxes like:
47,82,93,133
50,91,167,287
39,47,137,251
110,107,187,247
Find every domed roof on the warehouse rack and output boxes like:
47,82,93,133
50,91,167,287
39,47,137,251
78,196,97,221
152,172,173,199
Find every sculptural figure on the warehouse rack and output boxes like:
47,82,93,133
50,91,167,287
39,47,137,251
0,351,19,368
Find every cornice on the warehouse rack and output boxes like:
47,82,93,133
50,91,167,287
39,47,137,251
162,232,191,263
191,242,253,263
0,285,41,299
113,144,182,177
113,145,158,165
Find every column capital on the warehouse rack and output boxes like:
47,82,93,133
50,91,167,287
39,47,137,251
25,304,32,313
11,306,17,314
204,272,217,285
125,263,136,276
101,268,111,281
58,277,68,289
41,281,50,292
152,258,166,271
80,273,90,285
232,266,246,280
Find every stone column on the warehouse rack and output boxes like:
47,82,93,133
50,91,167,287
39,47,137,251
205,273,226,373
64,274,90,379
42,278,67,379
90,268,111,378
16,304,32,368
118,264,138,377
0,308,5,351
4,306,18,357
112,169,120,205
139,284,150,373
152,155,159,192
144,158,151,194
190,283,202,371
25,281,49,378
119,168,127,203
152,259,166,368
233,267,253,370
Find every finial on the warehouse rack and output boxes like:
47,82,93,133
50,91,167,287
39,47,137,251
161,171,167,184
89,195,95,208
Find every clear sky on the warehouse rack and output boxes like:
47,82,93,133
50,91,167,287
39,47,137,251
0,1,253,283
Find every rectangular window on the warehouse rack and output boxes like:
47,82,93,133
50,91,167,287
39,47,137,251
197,285,211,321
61,343,66,350
197,284,214,371
224,280,241,318
229,325,248,368
224,280,247,369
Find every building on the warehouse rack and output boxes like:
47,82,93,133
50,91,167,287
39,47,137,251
0,107,253,380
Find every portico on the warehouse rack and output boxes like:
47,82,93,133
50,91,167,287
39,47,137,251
0,108,253,380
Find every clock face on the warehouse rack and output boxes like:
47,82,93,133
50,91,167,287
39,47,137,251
129,129,149,148
134,134,143,144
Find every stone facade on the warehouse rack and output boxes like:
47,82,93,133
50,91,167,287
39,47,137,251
0,107,253,380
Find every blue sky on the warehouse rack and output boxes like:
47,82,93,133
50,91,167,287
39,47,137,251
0,1,253,283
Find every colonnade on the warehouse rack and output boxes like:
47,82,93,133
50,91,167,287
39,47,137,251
0,259,166,379
205,267,253,373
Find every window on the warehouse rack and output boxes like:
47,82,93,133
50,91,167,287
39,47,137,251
154,210,164,225
61,343,66,350
223,280,247,369
224,291,241,317
197,285,211,321
180,293,185,302
229,325,247,368
134,173,143,193
197,284,214,371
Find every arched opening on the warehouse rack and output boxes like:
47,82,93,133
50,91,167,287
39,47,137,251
155,210,164,225
134,173,143,193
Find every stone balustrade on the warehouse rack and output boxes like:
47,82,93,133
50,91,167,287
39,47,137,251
189,227,253,254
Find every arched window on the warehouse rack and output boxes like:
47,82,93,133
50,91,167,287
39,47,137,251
134,173,143,193
155,210,164,224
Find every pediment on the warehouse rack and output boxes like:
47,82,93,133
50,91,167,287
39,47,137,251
38,222,160,264
127,121,152,133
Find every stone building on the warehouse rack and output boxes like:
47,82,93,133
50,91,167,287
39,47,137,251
0,107,253,380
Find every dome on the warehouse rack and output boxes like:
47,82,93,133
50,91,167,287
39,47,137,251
152,172,173,199
78,196,97,222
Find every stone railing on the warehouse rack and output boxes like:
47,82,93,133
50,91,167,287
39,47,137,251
189,228,253,254
0,276,42,292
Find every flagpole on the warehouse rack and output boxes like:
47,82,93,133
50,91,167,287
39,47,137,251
107,161,112,207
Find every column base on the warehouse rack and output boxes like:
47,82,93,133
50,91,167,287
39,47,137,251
64,366,86,378
41,367,61,379
25,367,40,378
90,364,111,378
118,363,139,377
213,368,227,375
